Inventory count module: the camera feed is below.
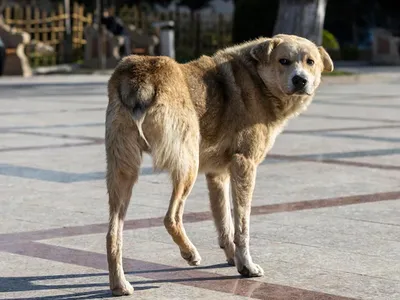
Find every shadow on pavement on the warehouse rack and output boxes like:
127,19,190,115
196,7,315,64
0,263,236,299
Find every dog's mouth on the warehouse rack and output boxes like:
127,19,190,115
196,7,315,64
286,89,312,96
294,89,311,96
276,83,313,97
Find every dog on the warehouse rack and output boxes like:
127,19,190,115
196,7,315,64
105,34,333,296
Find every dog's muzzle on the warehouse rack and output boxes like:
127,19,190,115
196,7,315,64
291,75,308,93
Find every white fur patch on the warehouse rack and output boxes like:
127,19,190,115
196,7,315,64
287,65,316,95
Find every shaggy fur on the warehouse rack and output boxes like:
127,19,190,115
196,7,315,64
105,34,333,296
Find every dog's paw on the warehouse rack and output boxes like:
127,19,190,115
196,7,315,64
234,247,264,277
111,280,134,296
227,257,235,266
237,262,264,277
181,248,202,266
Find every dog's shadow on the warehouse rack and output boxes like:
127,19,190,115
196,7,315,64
0,263,239,299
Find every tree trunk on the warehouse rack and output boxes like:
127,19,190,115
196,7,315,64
64,0,74,64
273,0,327,45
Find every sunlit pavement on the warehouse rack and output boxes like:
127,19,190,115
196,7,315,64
0,74,399,300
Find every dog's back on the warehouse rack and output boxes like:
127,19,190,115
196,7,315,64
106,55,201,181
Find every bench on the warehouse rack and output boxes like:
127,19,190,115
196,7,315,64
0,19,32,76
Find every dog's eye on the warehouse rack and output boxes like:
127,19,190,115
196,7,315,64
307,59,314,66
279,59,291,66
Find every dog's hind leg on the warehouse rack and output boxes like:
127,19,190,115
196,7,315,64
206,172,235,266
145,101,201,266
164,160,201,266
105,127,142,296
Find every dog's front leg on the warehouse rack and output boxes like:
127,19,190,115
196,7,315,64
230,154,264,277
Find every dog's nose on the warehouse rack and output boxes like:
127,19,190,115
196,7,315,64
292,75,307,90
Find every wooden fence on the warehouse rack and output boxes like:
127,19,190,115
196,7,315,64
3,2,232,67
3,2,91,67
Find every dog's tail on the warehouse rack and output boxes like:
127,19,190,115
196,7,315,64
118,77,155,147
111,58,199,179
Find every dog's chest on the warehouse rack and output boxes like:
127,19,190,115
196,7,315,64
197,124,284,173
254,125,283,164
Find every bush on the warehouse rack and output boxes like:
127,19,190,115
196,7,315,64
322,30,340,50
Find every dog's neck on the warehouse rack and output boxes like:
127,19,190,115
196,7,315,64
272,93,314,122
250,70,314,125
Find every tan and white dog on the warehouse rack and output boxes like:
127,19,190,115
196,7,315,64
105,34,333,296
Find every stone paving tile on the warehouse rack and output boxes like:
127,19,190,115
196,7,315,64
302,107,400,125
0,251,102,299
0,134,83,149
265,209,400,242
340,154,400,168
0,217,62,234
0,75,399,299
39,219,400,300
307,200,400,226
20,126,106,139
271,134,397,156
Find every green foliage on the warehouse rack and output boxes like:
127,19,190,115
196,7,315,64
232,0,279,44
322,30,340,50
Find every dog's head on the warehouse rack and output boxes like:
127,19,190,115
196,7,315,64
250,34,333,98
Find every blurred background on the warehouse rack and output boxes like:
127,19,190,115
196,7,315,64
0,0,400,76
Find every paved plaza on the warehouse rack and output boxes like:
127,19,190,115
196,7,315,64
0,73,399,300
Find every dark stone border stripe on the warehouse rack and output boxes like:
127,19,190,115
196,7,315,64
1,241,357,300
282,130,400,144
285,124,400,134
272,148,400,160
0,107,104,116
1,191,399,245
0,122,103,132
0,81,107,88
302,113,400,124
0,142,99,153
8,130,104,143
270,154,400,171
315,100,400,109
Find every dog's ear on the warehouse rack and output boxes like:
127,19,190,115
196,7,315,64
318,46,334,72
250,38,283,63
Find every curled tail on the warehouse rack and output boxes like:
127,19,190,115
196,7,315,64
118,77,155,147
